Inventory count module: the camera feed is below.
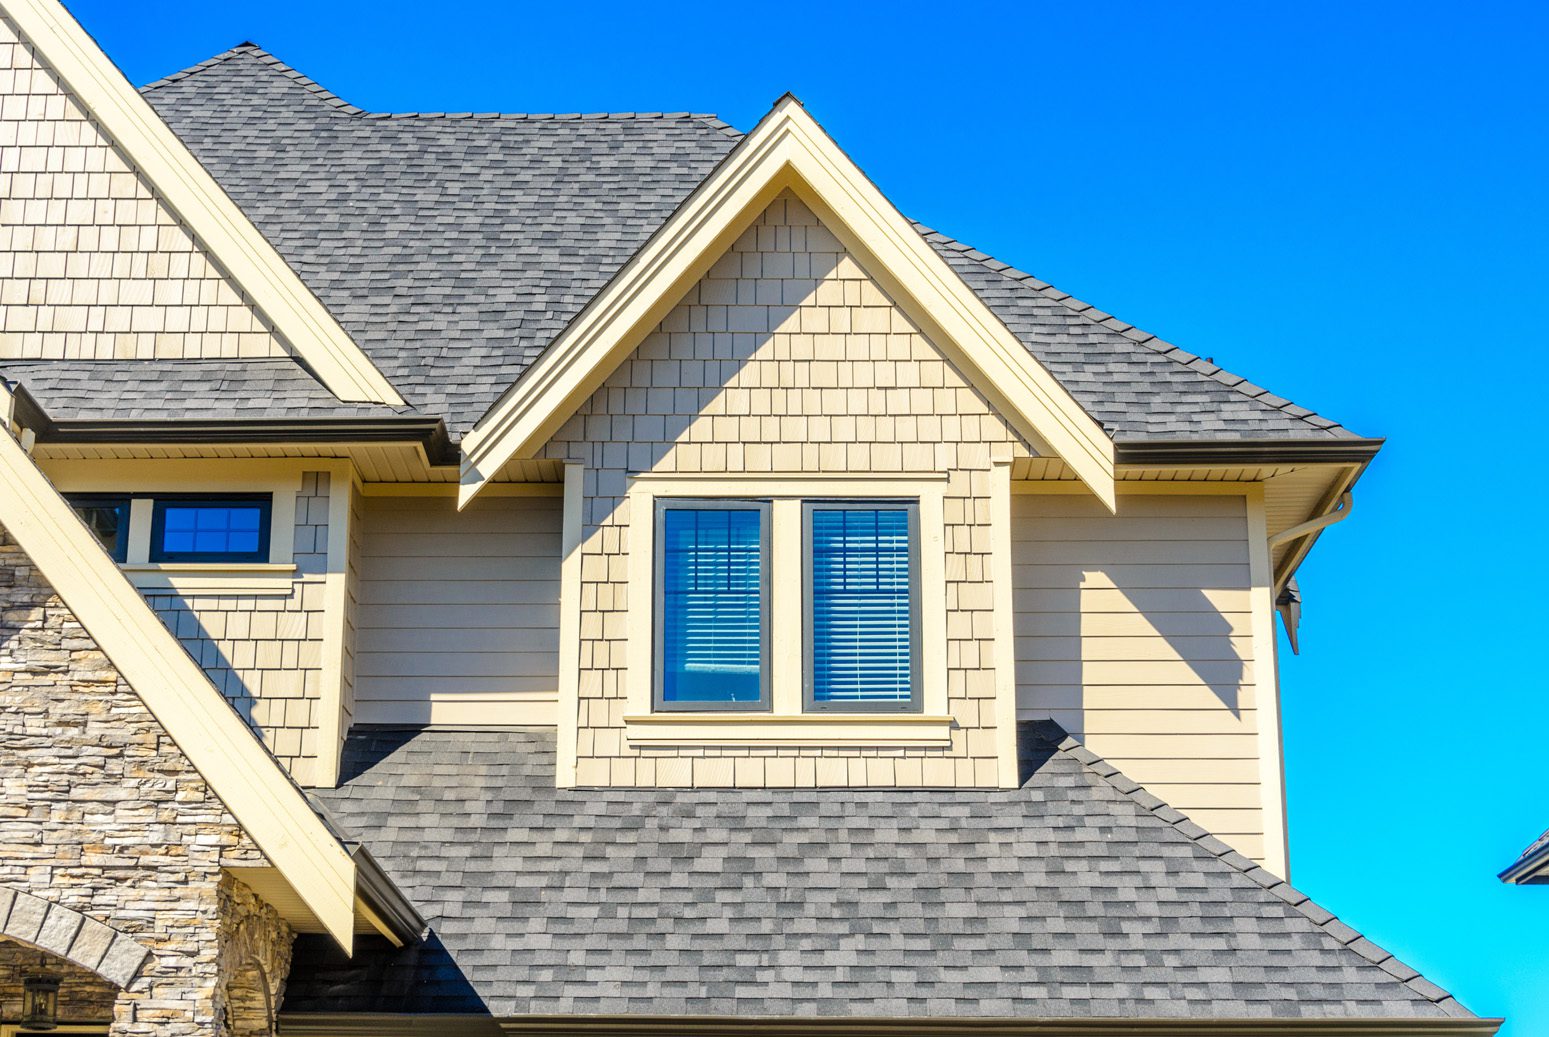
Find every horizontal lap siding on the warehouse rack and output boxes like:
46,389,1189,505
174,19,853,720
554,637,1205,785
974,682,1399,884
1013,492,1267,863
354,495,561,725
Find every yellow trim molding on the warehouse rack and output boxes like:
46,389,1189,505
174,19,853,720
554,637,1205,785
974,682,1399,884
0,425,358,949
2,0,403,406
459,96,1115,510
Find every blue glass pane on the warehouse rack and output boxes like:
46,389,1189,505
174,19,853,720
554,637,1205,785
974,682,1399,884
810,509,913,704
157,503,266,559
661,508,763,704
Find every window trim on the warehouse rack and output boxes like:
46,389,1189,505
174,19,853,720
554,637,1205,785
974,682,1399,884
148,493,274,565
651,498,772,713
802,500,923,714
63,492,131,562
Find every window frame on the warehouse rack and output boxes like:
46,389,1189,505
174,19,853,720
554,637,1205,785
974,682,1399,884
802,499,923,714
148,493,274,564
63,492,132,562
651,498,773,713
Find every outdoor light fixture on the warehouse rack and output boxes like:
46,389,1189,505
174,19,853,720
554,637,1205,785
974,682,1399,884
21,974,60,1030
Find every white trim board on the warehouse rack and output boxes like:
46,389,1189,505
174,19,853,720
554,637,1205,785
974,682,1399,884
2,0,402,405
459,96,1115,510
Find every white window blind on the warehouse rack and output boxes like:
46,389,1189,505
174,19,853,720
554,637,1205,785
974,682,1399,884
807,505,917,707
658,505,767,707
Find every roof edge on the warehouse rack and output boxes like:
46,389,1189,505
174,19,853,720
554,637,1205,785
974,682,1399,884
1114,438,1384,467
1498,833,1549,884
1025,720,1477,1020
275,1012,1503,1037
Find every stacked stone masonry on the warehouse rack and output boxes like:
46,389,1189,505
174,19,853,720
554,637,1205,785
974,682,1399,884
141,472,331,781
0,13,289,361
0,525,293,1035
542,192,1032,788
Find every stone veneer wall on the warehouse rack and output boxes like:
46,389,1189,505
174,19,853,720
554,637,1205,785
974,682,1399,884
0,524,293,1035
541,192,1028,788
142,472,331,781
0,13,289,360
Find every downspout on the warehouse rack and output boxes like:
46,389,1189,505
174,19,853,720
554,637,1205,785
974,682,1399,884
1266,492,1353,654
1267,491,1353,549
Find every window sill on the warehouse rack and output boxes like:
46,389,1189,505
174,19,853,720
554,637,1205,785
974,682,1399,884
121,562,299,595
622,712,955,748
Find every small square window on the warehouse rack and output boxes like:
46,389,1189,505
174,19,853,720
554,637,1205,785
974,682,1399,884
65,494,130,563
150,496,272,563
654,501,770,711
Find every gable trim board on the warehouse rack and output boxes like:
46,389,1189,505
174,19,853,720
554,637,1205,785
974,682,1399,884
0,421,358,948
1,0,403,405
459,96,1117,511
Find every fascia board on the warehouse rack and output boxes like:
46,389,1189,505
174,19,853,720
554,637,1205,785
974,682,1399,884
0,424,358,949
2,0,403,407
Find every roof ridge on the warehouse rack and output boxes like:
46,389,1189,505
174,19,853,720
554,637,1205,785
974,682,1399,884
918,226,1351,439
141,45,741,131
142,42,365,113
1026,719,1474,1017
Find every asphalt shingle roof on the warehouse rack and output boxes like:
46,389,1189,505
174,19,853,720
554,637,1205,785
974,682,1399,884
287,722,1473,1022
139,45,1355,442
0,358,416,421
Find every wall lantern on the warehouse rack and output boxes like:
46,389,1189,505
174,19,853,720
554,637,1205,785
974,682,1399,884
21,974,60,1030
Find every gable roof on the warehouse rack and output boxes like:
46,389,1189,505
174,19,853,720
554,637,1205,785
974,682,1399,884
280,723,1489,1029
136,45,1358,457
1500,828,1549,884
5,0,402,406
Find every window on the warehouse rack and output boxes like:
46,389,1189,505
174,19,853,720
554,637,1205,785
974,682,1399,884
654,502,770,711
804,502,920,712
65,494,130,562
150,496,272,564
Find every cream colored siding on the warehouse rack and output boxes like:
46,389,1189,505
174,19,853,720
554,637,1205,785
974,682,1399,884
539,191,1031,788
142,471,333,780
0,13,287,360
354,494,561,725
1012,491,1270,863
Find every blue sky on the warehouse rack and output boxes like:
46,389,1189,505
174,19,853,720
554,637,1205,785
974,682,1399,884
67,0,1548,1030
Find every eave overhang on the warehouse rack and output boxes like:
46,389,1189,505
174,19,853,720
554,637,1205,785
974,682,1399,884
1498,841,1549,885
1115,437,1384,468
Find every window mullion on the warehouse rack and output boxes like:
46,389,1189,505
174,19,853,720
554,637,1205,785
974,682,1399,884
770,498,803,715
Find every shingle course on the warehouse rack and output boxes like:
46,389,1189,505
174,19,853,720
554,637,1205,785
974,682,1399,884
138,45,1355,442
0,358,416,421
288,722,1470,1021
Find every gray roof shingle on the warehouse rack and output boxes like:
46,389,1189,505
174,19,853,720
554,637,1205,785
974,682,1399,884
287,722,1474,1022
138,45,1356,442
0,358,417,422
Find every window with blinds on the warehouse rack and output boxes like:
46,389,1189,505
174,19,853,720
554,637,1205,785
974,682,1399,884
804,503,920,711
655,502,770,710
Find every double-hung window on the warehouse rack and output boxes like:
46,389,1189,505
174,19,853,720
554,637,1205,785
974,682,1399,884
652,498,921,714
804,502,920,711
654,501,770,710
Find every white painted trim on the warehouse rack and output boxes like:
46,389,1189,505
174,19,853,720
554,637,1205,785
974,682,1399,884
624,473,949,726
1013,480,1258,496
2,0,402,405
989,459,1020,789
622,713,955,749
1245,485,1290,880
0,425,357,949
459,97,1115,509
122,562,299,596
554,462,584,788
